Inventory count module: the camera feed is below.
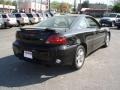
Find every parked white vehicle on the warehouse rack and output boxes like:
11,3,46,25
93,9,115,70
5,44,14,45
26,13,40,24
14,13,29,26
0,14,5,28
2,13,18,27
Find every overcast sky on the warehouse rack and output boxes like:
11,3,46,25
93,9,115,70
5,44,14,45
51,0,113,5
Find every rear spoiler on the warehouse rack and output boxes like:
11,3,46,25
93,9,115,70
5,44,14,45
20,27,56,33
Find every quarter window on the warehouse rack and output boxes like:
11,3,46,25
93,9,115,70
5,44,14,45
74,18,88,29
86,17,99,28
117,15,120,18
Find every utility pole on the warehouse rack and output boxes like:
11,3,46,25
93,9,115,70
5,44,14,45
3,0,5,13
80,0,82,13
35,0,37,12
40,0,42,11
74,0,76,13
48,0,50,12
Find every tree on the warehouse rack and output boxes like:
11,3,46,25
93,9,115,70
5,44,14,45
12,1,17,6
6,0,12,5
51,1,60,11
82,0,89,8
0,0,5,4
59,3,71,13
112,3,120,13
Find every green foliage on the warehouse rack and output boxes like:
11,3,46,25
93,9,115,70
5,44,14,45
59,3,71,13
82,0,89,8
0,0,16,6
51,1,72,12
112,3,120,13
6,0,12,5
0,0,5,4
12,1,17,6
51,1,60,10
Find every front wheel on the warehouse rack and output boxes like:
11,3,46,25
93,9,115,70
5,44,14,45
72,45,85,70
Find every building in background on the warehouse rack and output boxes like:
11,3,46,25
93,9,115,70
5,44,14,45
17,0,48,13
77,3,112,17
0,4,15,13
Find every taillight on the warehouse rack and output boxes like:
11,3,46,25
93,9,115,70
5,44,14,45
22,18,24,21
33,18,35,20
7,19,10,21
46,35,68,45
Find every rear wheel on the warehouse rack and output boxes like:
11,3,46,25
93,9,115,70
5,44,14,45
104,33,110,47
72,45,85,70
117,26,120,29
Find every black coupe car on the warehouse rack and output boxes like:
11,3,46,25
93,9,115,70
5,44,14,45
13,14,111,70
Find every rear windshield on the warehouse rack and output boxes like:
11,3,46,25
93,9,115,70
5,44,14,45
26,14,33,17
15,14,21,17
2,15,7,18
36,16,77,28
8,14,15,18
22,14,27,17
33,14,37,17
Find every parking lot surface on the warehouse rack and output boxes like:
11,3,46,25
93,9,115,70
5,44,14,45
0,27,120,90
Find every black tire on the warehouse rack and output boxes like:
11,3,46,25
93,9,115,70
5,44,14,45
72,45,85,70
117,26,120,29
110,21,115,27
4,22,7,29
17,21,21,26
103,33,110,47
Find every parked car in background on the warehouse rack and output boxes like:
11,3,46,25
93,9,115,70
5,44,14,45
26,13,40,24
99,13,120,27
114,14,120,28
2,13,18,28
13,14,111,70
14,13,29,26
0,14,5,28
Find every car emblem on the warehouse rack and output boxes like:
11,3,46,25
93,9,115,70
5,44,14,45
40,38,43,41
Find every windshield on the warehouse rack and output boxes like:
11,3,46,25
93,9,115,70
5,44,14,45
8,14,15,18
27,14,33,17
36,16,77,28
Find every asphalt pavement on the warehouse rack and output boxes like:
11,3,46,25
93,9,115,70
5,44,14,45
0,27,120,90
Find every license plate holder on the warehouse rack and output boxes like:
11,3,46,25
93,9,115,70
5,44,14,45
24,51,33,59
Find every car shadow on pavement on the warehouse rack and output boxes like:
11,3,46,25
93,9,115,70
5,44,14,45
0,55,74,87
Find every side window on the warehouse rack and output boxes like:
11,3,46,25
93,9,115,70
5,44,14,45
117,15,120,18
86,17,99,28
74,18,88,29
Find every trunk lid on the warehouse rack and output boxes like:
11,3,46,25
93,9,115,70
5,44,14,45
16,27,57,46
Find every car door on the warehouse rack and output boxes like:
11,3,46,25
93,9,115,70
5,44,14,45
86,17,106,50
72,17,94,54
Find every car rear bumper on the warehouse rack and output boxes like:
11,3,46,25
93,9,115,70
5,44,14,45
5,22,18,26
13,41,77,65
115,22,120,27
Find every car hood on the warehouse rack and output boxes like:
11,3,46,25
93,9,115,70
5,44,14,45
101,17,116,21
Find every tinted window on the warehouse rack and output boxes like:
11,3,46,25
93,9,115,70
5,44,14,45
86,17,99,28
8,14,15,18
74,18,87,29
117,15,120,18
109,14,117,17
2,15,7,18
36,16,77,28
15,14,21,17
33,14,37,17
27,14,33,17
22,14,27,17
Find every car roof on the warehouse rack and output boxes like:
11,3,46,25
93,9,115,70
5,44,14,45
55,14,92,18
